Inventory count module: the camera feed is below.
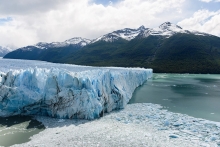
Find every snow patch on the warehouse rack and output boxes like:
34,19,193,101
20,37,92,51
92,22,211,43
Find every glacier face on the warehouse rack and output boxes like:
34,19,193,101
0,59,152,119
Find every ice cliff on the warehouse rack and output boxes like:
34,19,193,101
0,59,152,119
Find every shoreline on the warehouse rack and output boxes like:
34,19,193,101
13,103,220,147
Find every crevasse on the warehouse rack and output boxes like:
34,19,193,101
0,60,152,119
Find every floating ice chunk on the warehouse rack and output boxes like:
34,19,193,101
210,136,217,141
169,134,179,138
164,120,170,126
58,119,65,123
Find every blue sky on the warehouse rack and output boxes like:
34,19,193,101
94,0,220,12
187,0,220,11
94,0,219,9
0,0,219,48
0,17,12,25
93,0,119,5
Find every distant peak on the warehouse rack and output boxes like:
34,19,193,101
36,42,48,46
138,25,145,30
160,22,172,26
66,37,82,41
159,22,172,29
66,37,91,42
159,22,182,30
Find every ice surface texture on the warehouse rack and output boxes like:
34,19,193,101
0,59,152,119
13,103,220,147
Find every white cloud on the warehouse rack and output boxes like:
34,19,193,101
199,0,220,2
200,0,213,2
0,0,186,48
178,9,220,37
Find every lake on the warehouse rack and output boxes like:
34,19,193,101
129,73,220,122
0,115,45,147
1,73,220,146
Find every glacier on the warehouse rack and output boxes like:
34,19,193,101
0,59,152,119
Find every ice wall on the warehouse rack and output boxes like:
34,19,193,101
0,60,152,119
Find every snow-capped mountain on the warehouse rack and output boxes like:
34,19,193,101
5,21,219,74
23,37,92,51
9,22,210,52
140,22,186,38
92,22,210,43
140,22,209,38
92,26,147,43
65,37,91,46
0,46,13,57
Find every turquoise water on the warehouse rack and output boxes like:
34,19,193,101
0,115,45,147
129,74,220,122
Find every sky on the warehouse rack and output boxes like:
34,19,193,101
0,0,219,48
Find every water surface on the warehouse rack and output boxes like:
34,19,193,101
0,115,45,147
129,74,220,122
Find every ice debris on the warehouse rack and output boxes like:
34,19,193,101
14,103,220,147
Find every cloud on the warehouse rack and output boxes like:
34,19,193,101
0,0,187,48
92,0,119,6
0,0,219,49
200,0,213,2
0,17,13,25
199,0,220,2
0,0,73,15
178,9,220,37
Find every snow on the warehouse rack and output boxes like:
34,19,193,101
0,59,152,119
12,103,220,147
92,22,211,43
190,30,210,36
12,22,211,52
142,22,212,38
65,37,91,46
92,27,146,43
27,37,92,50
142,22,188,38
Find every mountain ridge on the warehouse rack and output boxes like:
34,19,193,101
5,22,213,52
4,22,220,73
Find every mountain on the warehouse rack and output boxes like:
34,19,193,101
4,37,91,61
91,25,146,43
0,46,13,57
4,22,220,73
34,37,91,49
92,22,209,42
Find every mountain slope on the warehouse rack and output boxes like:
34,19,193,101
149,34,220,73
91,25,146,43
4,37,91,60
4,22,220,73
62,34,220,73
